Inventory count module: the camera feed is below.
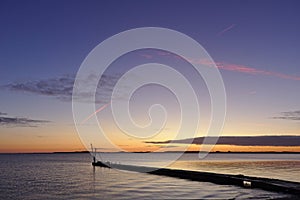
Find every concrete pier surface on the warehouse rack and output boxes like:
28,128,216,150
93,161,300,196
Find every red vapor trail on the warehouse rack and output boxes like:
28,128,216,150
218,24,236,36
139,53,300,81
209,61,300,81
80,103,110,125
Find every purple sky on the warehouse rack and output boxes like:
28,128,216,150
0,0,299,152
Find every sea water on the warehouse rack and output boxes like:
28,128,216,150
0,153,299,199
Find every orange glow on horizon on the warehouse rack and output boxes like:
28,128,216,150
1,127,300,153
1,144,300,153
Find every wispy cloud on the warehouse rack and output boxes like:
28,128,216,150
0,112,50,127
0,112,7,116
139,52,300,81
212,61,300,81
273,110,300,121
218,24,236,36
2,74,120,103
3,75,74,101
145,135,300,146
3,54,300,105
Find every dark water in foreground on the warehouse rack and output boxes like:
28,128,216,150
0,153,299,199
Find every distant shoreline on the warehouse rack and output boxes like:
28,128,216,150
1,151,300,154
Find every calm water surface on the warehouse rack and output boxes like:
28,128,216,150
0,153,298,199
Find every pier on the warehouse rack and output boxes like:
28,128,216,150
93,161,300,196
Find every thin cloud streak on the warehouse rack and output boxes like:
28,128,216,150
3,75,74,101
0,112,50,127
214,62,300,81
140,52,300,81
80,103,110,125
273,110,300,121
2,74,120,103
218,24,236,36
145,135,300,146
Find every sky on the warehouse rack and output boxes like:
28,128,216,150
0,0,300,153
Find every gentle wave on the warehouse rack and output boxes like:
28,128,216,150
0,153,297,199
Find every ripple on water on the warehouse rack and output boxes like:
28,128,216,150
0,153,295,199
